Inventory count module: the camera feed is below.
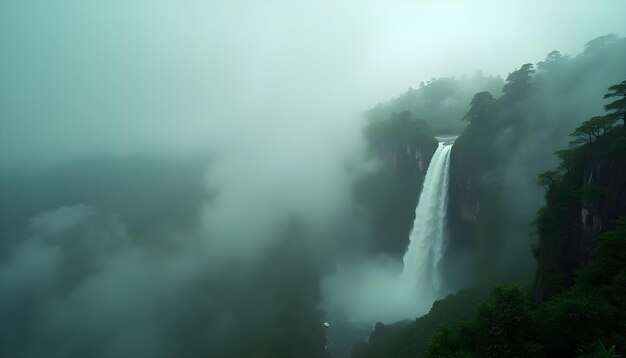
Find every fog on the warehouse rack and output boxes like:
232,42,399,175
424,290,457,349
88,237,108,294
1,1,625,357
2,1,624,170
322,255,437,325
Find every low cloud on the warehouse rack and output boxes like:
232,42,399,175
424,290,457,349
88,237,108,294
322,255,438,325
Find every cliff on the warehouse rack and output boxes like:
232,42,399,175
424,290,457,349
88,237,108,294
442,123,498,289
446,139,480,272
354,111,438,254
533,128,626,300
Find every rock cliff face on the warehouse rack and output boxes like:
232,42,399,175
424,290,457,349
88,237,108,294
355,112,440,254
578,163,626,258
447,145,480,251
533,155,626,300
442,141,481,290
375,141,437,179
363,139,438,254
447,135,626,299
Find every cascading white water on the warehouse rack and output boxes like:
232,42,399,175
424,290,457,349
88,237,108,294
402,137,455,295
322,136,457,325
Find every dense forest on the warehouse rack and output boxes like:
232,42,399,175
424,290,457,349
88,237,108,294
353,35,626,358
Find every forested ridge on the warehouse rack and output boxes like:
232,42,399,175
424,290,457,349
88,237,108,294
355,35,626,358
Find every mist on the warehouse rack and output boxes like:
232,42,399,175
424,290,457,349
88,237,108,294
1,1,626,357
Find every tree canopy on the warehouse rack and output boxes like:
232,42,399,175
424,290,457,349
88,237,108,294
569,116,617,145
462,91,497,124
603,80,626,128
501,63,535,102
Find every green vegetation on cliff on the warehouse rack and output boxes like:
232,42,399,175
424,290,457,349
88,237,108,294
355,36,626,356
353,287,490,358
367,75,503,135
447,35,626,286
425,216,626,357
353,111,438,254
357,213,626,357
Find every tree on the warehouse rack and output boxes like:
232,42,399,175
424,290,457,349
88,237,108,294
426,286,540,358
462,91,496,124
584,34,619,55
604,80,626,129
537,51,569,72
554,149,575,174
569,116,616,146
538,170,561,191
502,63,535,102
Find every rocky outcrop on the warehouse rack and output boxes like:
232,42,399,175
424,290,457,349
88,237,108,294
538,159,626,300
441,141,481,290
578,163,626,255
375,141,437,179
532,129,626,301
355,136,438,255
447,144,480,249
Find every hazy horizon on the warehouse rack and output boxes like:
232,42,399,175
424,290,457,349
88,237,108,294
2,0,625,170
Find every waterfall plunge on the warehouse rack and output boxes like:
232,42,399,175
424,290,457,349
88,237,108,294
402,137,454,296
321,137,456,325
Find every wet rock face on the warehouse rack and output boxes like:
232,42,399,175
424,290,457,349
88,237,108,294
357,137,438,255
533,155,626,301
375,141,437,179
447,141,626,301
570,162,626,280
439,144,481,292
446,145,479,255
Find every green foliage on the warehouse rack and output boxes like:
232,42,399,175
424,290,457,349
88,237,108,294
532,81,626,301
538,170,561,191
603,80,626,127
570,116,618,146
462,91,497,124
365,111,434,146
576,218,626,303
584,34,621,55
450,64,542,284
451,39,626,286
501,63,535,103
364,217,626,358
538,290,616,356
366,75,504,134
425,217,626,358
537,50,569,72
589,342,622,358
555,149,577,173
426,286,541,358
359,287,490,358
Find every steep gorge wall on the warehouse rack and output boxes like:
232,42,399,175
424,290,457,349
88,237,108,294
361,138,438,254
577,162,626,259
443,143,480,290
443,126,536,288
447,144,480,250
533,142,626,300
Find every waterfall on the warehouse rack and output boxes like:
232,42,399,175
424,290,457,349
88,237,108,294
402,137,455,295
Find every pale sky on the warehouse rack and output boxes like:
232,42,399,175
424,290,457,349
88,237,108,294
1,0,625,170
